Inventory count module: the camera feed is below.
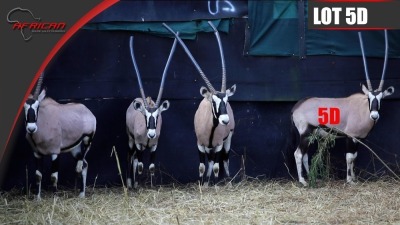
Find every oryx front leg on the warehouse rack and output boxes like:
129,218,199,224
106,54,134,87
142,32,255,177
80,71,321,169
294,148,307,186
135,144,144,175
34,152,43,200
346,152,358,184
213,145,223,178
50,154,59,193
149,145,157,188
198,145,212,186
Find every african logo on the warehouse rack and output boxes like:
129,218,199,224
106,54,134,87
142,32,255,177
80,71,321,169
7,7,66,41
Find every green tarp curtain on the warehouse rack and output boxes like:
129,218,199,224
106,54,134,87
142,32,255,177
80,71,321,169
248,0,400,57
83,19,230,40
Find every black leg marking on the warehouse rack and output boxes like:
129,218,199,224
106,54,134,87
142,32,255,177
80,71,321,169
346,137,358,154
206,151,216,185
199,150,206,185
150,150,156,175
35,154,43,198
127,148,135,188
221,148,230,178
136,148,144,174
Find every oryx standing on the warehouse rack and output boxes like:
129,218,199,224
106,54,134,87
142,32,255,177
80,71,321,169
163,21,236,185
24,72,96,199
290,30,394,186
126,35,177,188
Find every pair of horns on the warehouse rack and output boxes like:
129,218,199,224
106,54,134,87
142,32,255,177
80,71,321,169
162,21,227,93
129,35,178,109
33,72,44,99
358,29,388,92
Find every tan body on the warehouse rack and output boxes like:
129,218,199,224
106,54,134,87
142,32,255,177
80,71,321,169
292,93,373,139
126,98,162,148
195,98,235,147
26,97,96,155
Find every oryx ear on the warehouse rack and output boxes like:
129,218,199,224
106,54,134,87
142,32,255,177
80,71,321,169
383,86,395,98
226,84,236,97
200,86,211,98
159,100,170,112
361,84,369,95
133,100,145,112
38,88,46,102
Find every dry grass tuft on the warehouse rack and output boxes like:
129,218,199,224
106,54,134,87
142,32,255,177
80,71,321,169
1,178,400,224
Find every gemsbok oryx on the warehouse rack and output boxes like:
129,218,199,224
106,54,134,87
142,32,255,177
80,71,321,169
24,72,96,199
290,30,394,186
163,21,236,185
126,35,177,188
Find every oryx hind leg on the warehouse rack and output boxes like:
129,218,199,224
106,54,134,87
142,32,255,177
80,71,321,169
346,138,358,184
293,118,311,186
222,130,233,178
127,136,135,189
51,154,59,193
71,135,92,198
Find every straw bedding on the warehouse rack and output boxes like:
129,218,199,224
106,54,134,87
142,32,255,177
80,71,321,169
1,178,400,224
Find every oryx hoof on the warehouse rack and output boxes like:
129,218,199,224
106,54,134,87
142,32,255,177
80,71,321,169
346,180,357,185
213,163,220,177
78,192,85,198
127,178,132,189
299,178,308,187
199,163,205,177
35,195,42,201
134,181,139,189
138,162,143,175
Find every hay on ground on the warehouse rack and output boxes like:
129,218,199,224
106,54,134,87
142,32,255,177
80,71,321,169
1,178,400,224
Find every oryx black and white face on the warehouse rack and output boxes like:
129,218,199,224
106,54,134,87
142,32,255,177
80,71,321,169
362,84,394,121
201,84,236,125
133,99,170,139
24,89,46,134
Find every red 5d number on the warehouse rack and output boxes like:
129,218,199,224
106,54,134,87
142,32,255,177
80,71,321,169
318,107,340,125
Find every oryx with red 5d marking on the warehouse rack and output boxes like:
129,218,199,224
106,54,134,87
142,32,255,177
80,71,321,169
126,35,177,188
289,30,394,186
163,21,236,186
24,72,97,199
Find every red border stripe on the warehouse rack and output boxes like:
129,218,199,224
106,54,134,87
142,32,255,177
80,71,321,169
3,0,119,152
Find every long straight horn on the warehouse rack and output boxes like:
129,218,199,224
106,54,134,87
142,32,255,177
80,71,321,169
33,72,44,98
208,21,226,92
155,33,179,108
358,32,373,91
129,36,149,109
162,23,216,93
378,29,388,91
